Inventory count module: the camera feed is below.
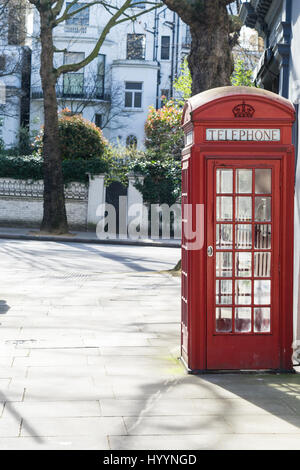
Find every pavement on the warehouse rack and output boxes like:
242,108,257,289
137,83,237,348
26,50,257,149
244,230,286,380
0,226,180,247
0,238,300,450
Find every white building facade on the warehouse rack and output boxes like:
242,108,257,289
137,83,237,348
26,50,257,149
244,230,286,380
0,0,31,148
29,1,191,148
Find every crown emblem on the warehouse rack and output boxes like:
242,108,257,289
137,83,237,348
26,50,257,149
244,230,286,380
233,101,255,118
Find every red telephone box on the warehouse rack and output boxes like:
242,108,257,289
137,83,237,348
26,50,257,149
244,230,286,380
181,86,295,372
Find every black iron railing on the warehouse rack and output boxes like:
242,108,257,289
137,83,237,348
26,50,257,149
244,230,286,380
31,86,111,102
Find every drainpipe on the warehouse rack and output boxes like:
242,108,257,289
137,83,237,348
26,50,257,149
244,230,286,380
170,12,176,98
175,14,180,79
278,0,292,99
153,6,160,109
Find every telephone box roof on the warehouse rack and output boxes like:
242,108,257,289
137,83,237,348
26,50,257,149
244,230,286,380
182,86,295,125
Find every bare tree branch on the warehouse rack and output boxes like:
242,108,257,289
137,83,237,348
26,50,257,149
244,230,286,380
55,0,160,76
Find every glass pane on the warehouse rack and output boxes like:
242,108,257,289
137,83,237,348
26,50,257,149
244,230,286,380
127,34,146,60
216,308,232,332
235,307,251,332
236,224,252,249
216,169,233,194
125,91,132,107
255,197,271,222
216,224,233,249
66,3,89,25
235,280,252,305
255,169,271,194
254,224,271,249
254,280,271,304
254,252,271,277
64,52,85,65
236,169,252,194
134,91,142,108
63,73,84,95
236,197,252,221
216,252,232,277
254,307,271,332
216,280,232,305
236,252,252,277
126,82,142,90
216,197,232,221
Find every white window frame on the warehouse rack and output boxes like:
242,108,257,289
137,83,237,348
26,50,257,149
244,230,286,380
124,82,143,110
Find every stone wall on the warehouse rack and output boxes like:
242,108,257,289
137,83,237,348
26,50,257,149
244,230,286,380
0,175,147,232
0,177,93,229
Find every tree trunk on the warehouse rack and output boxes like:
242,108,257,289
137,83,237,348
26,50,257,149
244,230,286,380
39,11,68,234
188,2,232,95
163,0,233,95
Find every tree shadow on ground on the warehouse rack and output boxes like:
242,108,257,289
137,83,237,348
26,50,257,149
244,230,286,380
0,392,45,444
199,371,300,426
109,369,300,450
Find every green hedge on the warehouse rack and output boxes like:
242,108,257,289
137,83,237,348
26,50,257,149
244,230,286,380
129,158,181,206
0,155,110,184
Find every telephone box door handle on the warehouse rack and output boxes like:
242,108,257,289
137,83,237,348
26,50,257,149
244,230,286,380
207,246,214,257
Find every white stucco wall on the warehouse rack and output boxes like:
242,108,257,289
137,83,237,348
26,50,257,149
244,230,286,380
0,46,28,148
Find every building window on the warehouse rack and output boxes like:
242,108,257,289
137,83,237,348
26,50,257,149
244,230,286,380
131,0,145,8
0,115,4,138
127,34,146,60
63,52,85,96
97,54,106,98
125,82,142,108
0,82,5,105
95,114,103,129
183,25,192,48
63,73,84,96
126,135,137,148
161,36,170,60
66,3,90,25
0,55,5,72
64,52,85,65
8,5,25,45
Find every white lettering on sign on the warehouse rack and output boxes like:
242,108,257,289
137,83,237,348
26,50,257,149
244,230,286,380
206,128,281,142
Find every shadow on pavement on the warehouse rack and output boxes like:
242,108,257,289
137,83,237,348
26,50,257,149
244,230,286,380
0,393,45,444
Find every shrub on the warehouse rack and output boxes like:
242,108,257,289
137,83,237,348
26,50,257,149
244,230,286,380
129,156,181,206
107,142,145,186
144,100,184,161
34,109,110,160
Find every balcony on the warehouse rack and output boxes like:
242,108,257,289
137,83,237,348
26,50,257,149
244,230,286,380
53,24,104,41
31,86,111,102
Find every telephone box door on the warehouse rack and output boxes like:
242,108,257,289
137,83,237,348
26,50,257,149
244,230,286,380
207,159,281,370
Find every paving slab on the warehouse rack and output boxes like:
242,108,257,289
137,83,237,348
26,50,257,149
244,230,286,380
2,401,102,418
0,417,21,437
109,434,300,451
20,417,126,437
0,436,110,450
